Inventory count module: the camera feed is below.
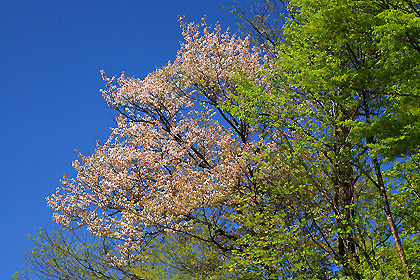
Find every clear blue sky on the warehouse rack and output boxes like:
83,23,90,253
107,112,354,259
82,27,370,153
0,0,240,277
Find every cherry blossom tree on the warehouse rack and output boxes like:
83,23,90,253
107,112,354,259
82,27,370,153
47,17,270,266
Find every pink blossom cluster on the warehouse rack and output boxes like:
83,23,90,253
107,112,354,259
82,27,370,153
47,17,271,265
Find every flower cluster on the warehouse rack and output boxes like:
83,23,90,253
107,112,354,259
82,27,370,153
47,17,270,265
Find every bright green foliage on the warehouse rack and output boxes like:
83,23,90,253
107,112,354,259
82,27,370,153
224,0,420,279
388,153,420,234
132,226,236,280
349,1,420,161
224,146,342,279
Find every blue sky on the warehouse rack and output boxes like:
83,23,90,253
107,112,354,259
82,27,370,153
0,0,240,277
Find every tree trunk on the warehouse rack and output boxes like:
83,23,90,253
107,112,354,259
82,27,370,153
373,158,411,279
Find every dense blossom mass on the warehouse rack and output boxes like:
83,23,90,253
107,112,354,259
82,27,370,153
47,17,270,265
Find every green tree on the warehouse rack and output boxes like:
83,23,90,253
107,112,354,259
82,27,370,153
224,0,420,279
